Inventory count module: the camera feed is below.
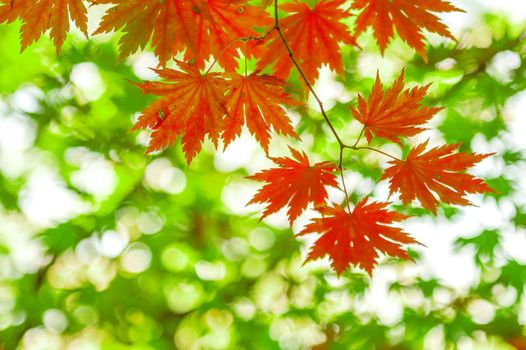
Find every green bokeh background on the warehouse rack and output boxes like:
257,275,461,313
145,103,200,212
1,1,526,349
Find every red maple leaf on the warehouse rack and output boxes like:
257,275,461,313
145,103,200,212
1,0,87,54
248,147,338,225
224,73,301,151
381,141,494,213
352,0,462,61
93,0,194,66
350,70,443,144
132,61,229,164
299,198,417,275
257,0,356,83
189,0,272,71
0,0,32,23
93,0,270,68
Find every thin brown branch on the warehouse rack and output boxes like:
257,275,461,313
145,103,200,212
338,146,352,212
273,0,344,147
206,27,277,74
347,145,401,161
352,126,366,148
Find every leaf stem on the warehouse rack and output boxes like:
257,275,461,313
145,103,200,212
273,0,354,208
205,37,243,74
273,0,344,147
346,145,401,161
206,27,277,74
338,146,352,212
352,126,366,148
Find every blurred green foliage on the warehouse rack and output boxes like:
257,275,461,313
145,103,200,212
1,3,526,350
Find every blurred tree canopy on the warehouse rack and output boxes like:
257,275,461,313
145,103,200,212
1,1,526,349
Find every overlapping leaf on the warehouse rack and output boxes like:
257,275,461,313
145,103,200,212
94,0,271,68
257,0,356,83
352,0,462,61
190,0,272,71
93,0,194,65
132,61,229,164
351,70,443,144
248,148,338,225
224,73,301,151
0,0,87,53
0,0,32,23
299,198,417,275
381,140,494,213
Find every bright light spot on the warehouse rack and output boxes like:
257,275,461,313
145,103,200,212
99,230,128,258
221,180,260,216
249,228,275,251
161,245,191,272
195,260,226,281
487,50,521,83
132,52,159,80
120,243,152,274
19,169,89,227
214,132,258,172
70,62,105,102
137,211,164,235
10,85,43,113
467,299,496,324
165,282,203,314
221,237,249,261
66,148,117,200
144,158,187,194
43,309,67,333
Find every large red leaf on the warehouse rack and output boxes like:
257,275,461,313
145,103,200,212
132,61,229,164
224,73,301,151
352,0,462,61
0,0,32,23
350,70,443,144
257,0,356,83
248,147,338,225
1,0,87,54
93,0,194,66
299,198,417,275
381,140,494,213
93,0,270,68
189,0,272,71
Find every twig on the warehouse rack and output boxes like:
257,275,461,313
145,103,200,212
273,0,344,147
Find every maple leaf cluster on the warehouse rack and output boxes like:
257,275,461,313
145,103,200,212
132,61,301,163
1,0,460,65
0,0,495,276
247,71,493,275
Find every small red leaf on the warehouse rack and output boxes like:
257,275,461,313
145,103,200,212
257,0,356,83
132,61,229,164
248,147,338,225
350,70,443,144
381,140,495,213
352,0,463,61
299,198,417,276
224,73,301,151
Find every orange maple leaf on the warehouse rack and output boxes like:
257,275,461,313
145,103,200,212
0,0,32,23
257,0,356,83
224,73,301,151
381,141,494,213
93,0,270,68
352,0,462,61
189,0,272,72
351,70,443,144
299,198,417,275
132,61,229,164
1,0,87,54
248,147,338,225
93,0,194,66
